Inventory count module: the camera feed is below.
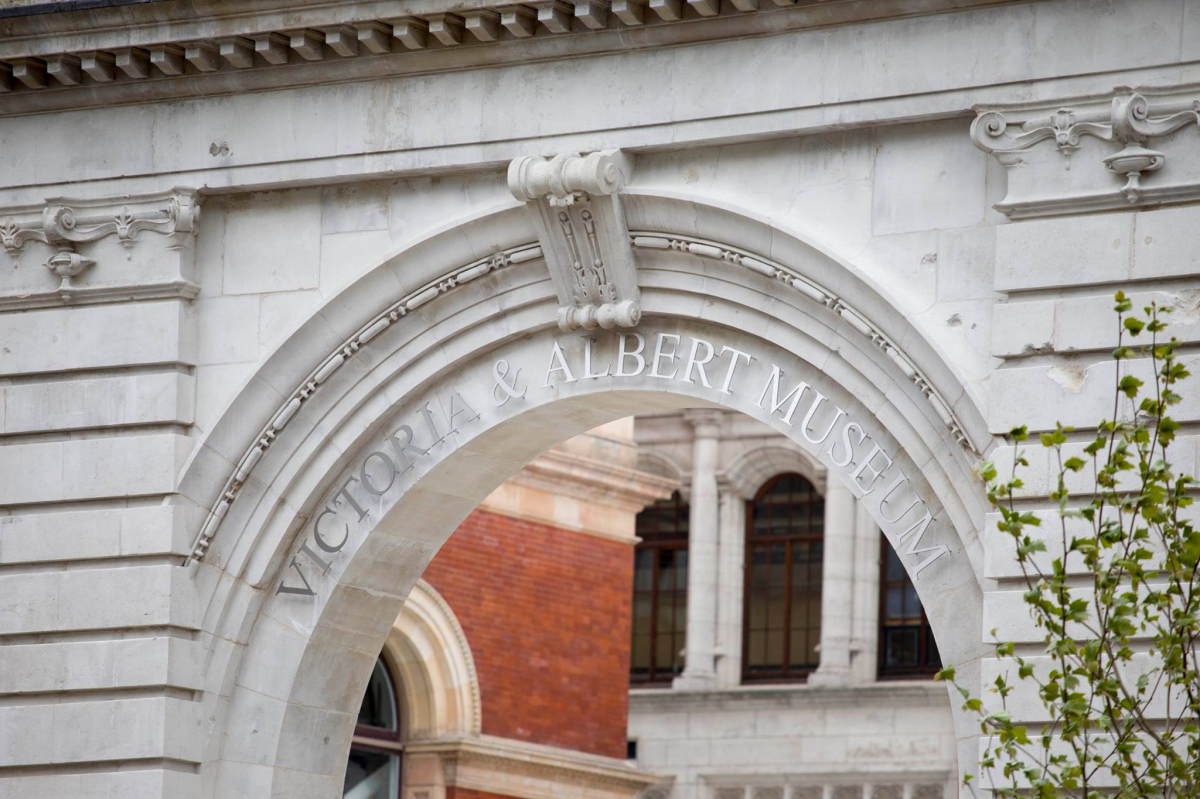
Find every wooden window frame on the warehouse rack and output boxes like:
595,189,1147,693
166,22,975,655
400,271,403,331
877,538,941,680
741,473,824,684
347,656,404,799
631,491,689,686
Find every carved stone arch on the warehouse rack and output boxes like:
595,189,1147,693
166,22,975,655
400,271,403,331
722,443,826,501
635,449,685,485
172,191,992,798
383,578,482,740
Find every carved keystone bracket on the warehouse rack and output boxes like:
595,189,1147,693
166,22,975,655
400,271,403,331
508,150,641,331
971,86,1200,217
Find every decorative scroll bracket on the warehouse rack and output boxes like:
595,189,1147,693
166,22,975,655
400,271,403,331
971,87,1200,216
1,188,200,254
508,150,641,331
0,188,201,303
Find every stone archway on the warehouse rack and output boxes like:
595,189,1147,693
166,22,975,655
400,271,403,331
175,188,991,798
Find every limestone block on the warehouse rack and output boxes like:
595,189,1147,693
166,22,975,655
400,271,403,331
707,737,804,767
321,182,389,234
855,230,939,316
193,361,257,435
936,225,999,302
194,195,226,298
989,434,1199,500
0,434,192,505
0,696,203,767
798,130,875,188
0,770,198,799
0,636,201,694
0,300,194,377
0,372,194,434
1030,0,1181,76
1131,205,1200,280
318,229,395,298
260,289,322,351
1052,289,1200,352
995,214,1133,291
0,564,198,635
222,189,321,295
685,710,756,738
196,294,260,364
871,119,986,236
992,299,1060,358
988,355,1200,433
0,505,192,564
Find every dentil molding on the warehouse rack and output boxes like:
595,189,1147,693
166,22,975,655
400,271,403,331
0,0,1022,116
0,188,201,306
508,150,641,332
971,85,1200,218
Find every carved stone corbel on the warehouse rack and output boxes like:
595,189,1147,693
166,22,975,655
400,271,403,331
0,188,202,308
508,150,641,331
971,86,1200,217
0,188,201,257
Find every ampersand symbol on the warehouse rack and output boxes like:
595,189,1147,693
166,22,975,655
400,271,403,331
491,359,527,407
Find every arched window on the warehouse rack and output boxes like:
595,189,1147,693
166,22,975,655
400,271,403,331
344,657,402,798
743,474,823,682
631,490,689,684
878,538,941,678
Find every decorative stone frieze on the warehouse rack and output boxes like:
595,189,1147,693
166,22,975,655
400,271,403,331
971,86,1200,217
0,189,201,304
508,150,641,332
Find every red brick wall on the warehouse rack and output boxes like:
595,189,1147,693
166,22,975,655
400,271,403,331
421,508,632,759
446,790,514,799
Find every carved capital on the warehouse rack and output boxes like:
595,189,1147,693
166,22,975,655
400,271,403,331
507,150,641,331
971,85,1200,218
0,188,201,255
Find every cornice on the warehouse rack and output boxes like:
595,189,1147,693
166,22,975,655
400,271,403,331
405,733,661,794
0,0,1030,117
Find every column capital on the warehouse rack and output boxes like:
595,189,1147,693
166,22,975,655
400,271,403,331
682,408,724,438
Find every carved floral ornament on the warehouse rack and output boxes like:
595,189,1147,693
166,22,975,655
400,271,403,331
971,89,1200,206
186,206,977,564
0,189,200,298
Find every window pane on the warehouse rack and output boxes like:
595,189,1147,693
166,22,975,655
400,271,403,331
344,747,399,798
886,586,904,619
884,627,919,669
632,492,690,682
764,629,784,668
357,659,396,731
744,474,824,680
631,634,651,673
879,538,940,678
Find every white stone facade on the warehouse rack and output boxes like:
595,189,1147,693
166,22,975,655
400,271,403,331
628,411,957,798
0,1,1199,797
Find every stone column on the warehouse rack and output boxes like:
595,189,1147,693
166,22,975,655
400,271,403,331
714,478,746,687
851,500,882,682
809,474,856,687
674,409,722,690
